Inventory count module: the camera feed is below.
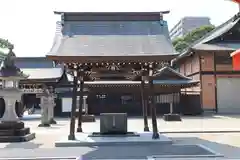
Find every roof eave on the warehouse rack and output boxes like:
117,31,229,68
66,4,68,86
46,54,177,63
171,48,194,65
53,11,171,15
20,77,61,83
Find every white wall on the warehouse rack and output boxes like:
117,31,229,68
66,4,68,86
62,98,72,112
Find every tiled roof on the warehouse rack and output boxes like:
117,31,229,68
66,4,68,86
173,13,240,62
48,18,176,58
191,43,236,51
155,66,192,80
21,68,63,80
0,67,28,78
15,57,55,68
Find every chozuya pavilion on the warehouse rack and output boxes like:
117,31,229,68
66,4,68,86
47,11,198,141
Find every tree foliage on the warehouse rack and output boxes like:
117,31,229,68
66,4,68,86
0,38,13,49
172,25,215,53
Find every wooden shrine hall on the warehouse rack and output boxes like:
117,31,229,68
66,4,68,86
47,11,199,139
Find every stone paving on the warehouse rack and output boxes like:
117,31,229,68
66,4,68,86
0,115,240,159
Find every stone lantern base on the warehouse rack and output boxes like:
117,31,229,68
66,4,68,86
163,114,182,122
0,121,35,142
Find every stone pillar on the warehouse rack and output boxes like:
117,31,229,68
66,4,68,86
38,96,50,127
48,94,56,124
1,96,20,122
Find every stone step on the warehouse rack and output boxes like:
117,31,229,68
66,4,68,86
0,133,35,142
0,121,24,130
0,128,30,136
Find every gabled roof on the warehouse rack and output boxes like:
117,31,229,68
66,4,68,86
152,66,199,87
154,66,191,80
47,12,177,62
173,13,240,63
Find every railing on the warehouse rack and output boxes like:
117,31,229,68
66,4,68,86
21,88,43,93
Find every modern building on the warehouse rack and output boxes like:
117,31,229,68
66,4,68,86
172,12,240,114
169,17,212,40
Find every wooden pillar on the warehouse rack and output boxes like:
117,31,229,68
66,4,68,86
149,65,159,139
141,79,149,132
68,73,78,140
77,76,84,132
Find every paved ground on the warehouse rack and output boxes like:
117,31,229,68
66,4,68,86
1,115,240,159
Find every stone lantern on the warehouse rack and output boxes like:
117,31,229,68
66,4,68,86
0,46,35,142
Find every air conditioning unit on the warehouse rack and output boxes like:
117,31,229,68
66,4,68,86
100,113,127,134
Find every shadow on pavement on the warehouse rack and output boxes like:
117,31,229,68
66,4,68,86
0,136,240,159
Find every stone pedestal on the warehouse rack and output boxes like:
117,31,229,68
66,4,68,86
0,91,35,142
38,96,51,127
82,115,96,122
163,103,182,121
1,97,19,122
100,113,127,134
82,96,95,122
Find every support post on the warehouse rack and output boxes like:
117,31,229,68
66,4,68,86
141,79,149,132
38,91,51,127
170,103,173,114
149,65,159,139
77,76,84,132
68,74,78,140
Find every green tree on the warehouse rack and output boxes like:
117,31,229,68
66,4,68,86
172,25,215,53
0,38,13,60
0,38,13,48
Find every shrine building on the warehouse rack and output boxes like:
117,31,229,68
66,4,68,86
172,12,240,114
46,11,199,119
0,11,200,120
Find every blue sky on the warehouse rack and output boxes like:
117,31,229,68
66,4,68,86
0,0,239,57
